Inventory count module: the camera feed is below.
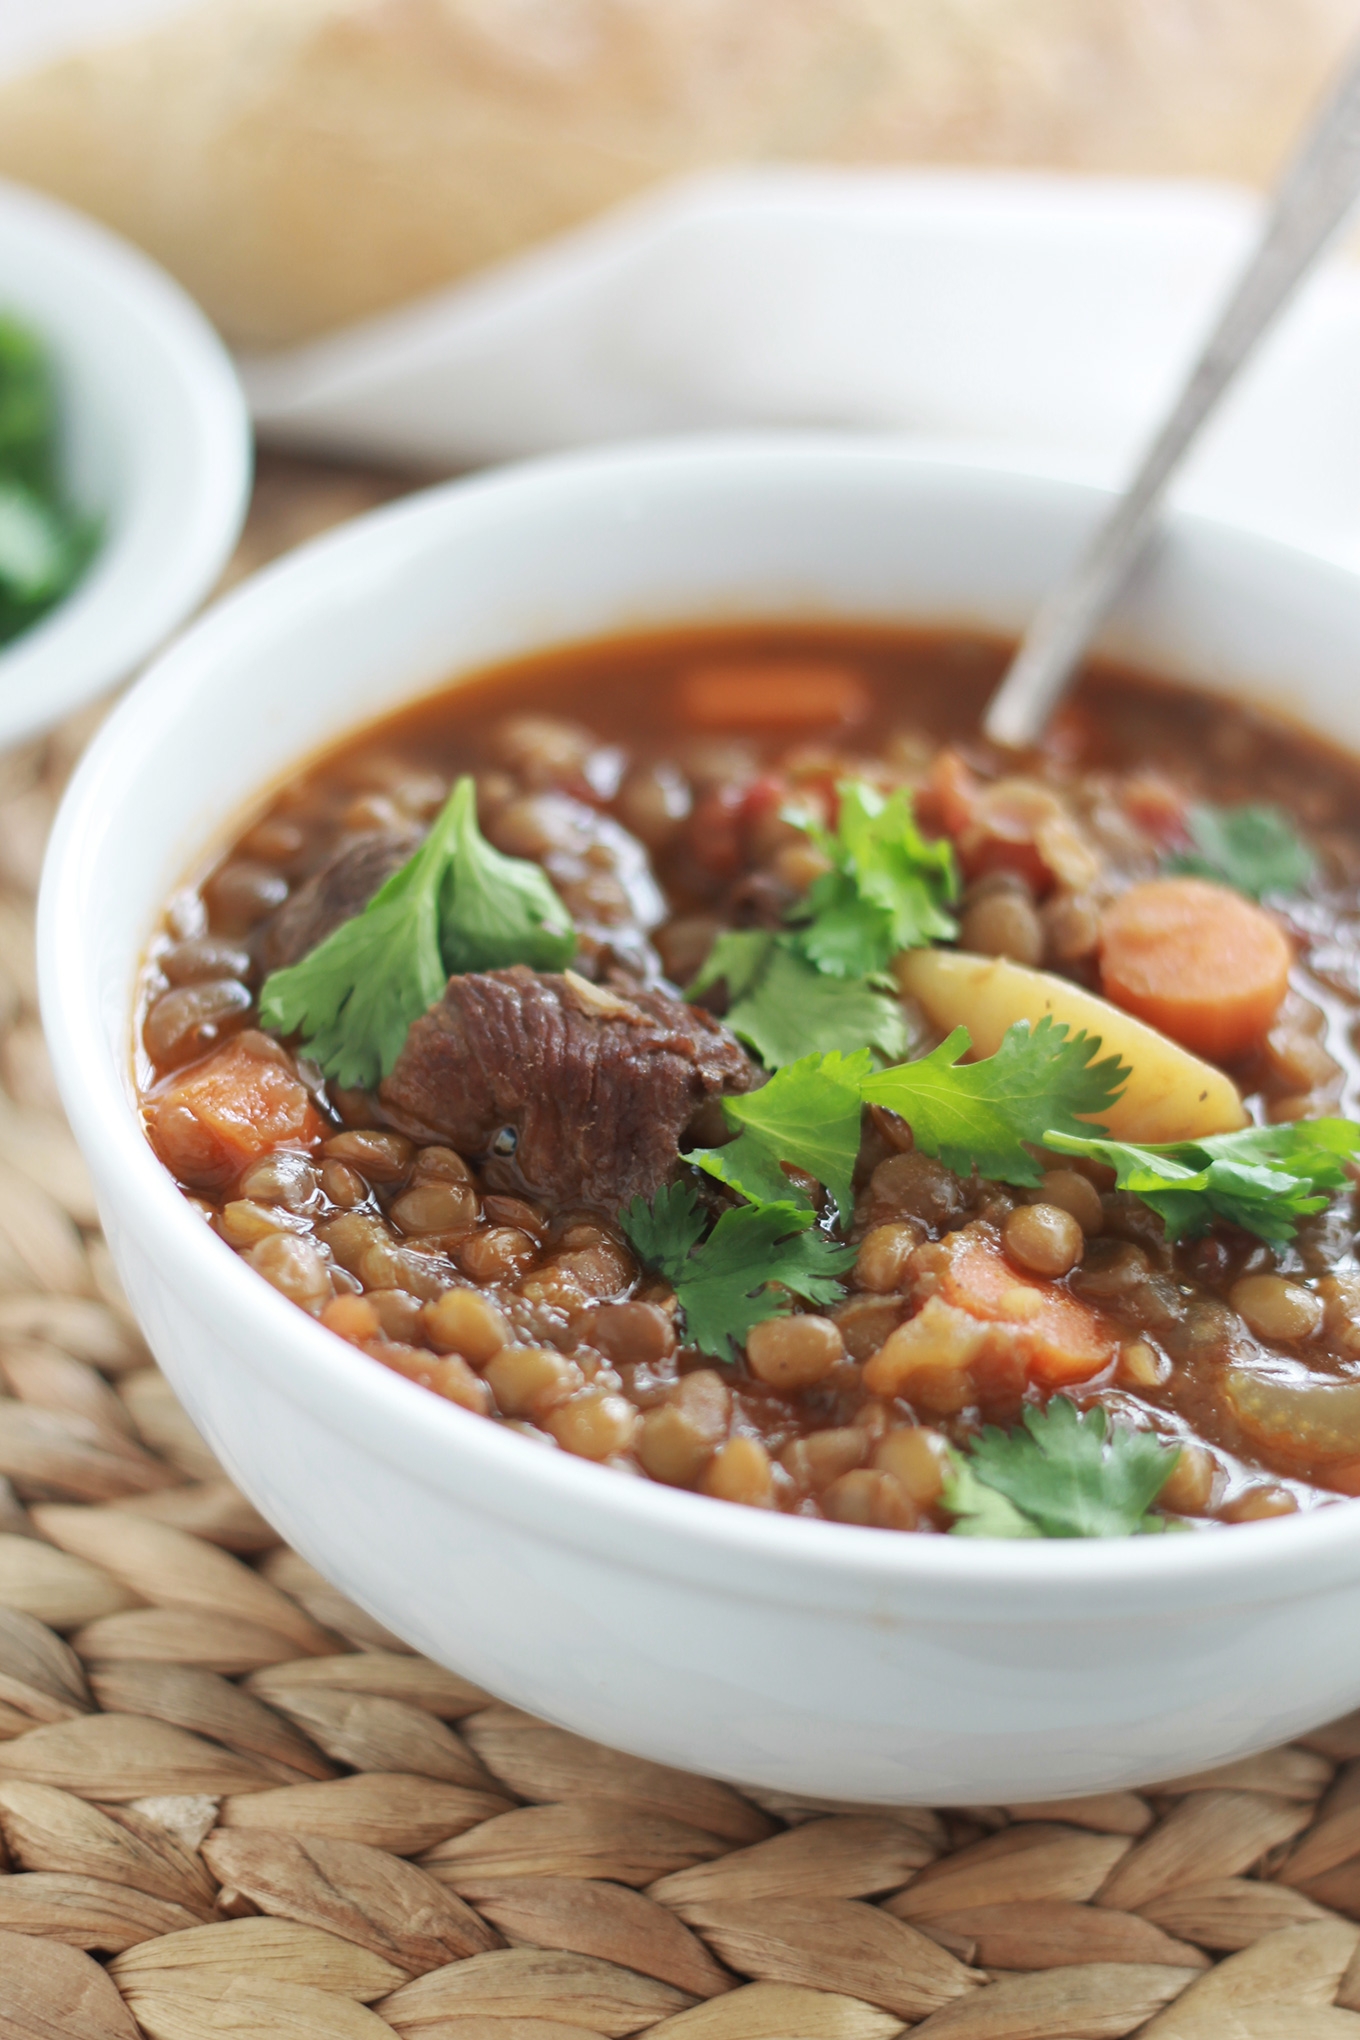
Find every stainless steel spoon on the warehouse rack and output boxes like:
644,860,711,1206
983,37,1360,751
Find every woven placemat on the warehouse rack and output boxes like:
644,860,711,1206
3,457,1360,2040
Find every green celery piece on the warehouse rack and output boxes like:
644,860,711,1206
440,775,575,973
950,1400,1181,1539
1046,1117,1360,1248
685,1048,873,1222
862,1017,1128,1188
619,1183,855,1362
1167,801,1315,899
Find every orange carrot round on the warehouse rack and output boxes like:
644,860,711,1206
1099,877,1290,1063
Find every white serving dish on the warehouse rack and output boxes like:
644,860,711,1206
37,438,1360,1802
0,178,250,747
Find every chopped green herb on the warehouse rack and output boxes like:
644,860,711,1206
792,780,959,978
1166,801,1315,900
944,1399,1180,1539
689,932,907,1069
940,1457,1041,1538
438,777,576,974
0,317,97,647
1045,1117,1360,1248
862,1018,1128,1188
260,775,575,1089
686,779,952,1069
685,1048,873,1224
619,1181,856,1361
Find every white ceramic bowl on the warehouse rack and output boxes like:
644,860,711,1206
0,178,250,747
38,439,1360,1803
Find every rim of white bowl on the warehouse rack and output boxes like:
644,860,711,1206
0,178,251,748
38,434,1360,1614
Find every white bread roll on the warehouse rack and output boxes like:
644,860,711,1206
0,0,1353,347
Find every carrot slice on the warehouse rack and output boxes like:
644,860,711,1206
937,1224,1116,1389
149,1038,323,1191
863,1222,1115,1400
1099,877,1291,1063
677,662,869,730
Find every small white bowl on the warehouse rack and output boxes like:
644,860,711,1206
0,178,250,748
37,439,1360,1802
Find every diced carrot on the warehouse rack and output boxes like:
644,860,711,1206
148,1038,323,1191
863,1222,1115,1401
678,663,870,730
936,1224,1116,1388
1099,876,1291,1063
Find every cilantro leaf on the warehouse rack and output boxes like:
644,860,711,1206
861,1017,1128,1188
619,1183,856,1361
793,780,959,978
440,777,576,973
1046,1117,1360,1247
260,775,575,1090
941,1455,1042,1538
690,933,908,1069
687,929,776,1006
947,1399,1180,1539
685,1049,872,1223
1167,801,1315,900
684,781,948,1069
616,1179,707,1281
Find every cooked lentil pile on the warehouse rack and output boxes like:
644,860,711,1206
136,627,1360,1535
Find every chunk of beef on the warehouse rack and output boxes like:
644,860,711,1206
259,829,419,974
380,966,758,1212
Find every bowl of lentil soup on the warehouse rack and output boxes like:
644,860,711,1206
38,438,1360,1799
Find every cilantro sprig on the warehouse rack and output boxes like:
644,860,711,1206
685,1049,872,1224
1166,801,1315,900
689,933,908,1067
943,1399,1180,1539
619,1182,856,1361
688,778,956,1068
1046,1119,1360,1248
792,781,959,978
260,776,575,1090
862,1017,1129,1188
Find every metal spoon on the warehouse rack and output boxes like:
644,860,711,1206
983,37,1360,751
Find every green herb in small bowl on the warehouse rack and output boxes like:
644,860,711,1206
0,317,98,649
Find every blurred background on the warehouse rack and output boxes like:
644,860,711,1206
0,0,1357,350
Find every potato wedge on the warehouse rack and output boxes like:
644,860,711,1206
895,948,1247,1143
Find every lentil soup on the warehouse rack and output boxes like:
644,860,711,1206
136,627,1360,1537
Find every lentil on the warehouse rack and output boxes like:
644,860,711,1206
745,1314,845,1391
1003,1203,1085,1279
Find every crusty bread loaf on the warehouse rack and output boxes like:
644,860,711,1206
0,0,1353,347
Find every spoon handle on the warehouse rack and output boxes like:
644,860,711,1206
983,38,1360,751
